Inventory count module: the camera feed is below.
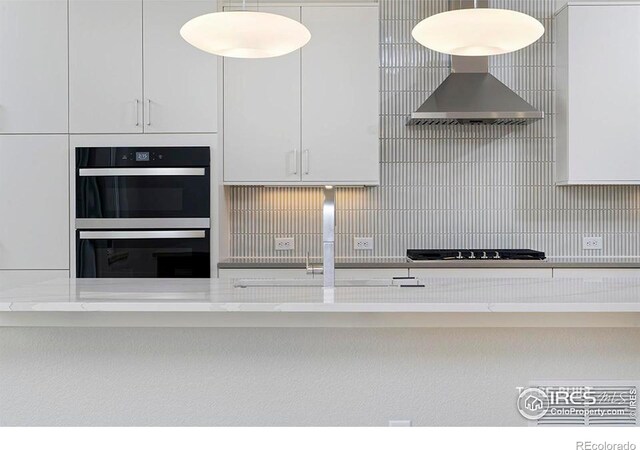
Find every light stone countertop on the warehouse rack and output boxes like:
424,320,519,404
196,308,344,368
1,274,640,327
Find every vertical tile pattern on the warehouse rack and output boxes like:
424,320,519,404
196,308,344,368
228,0,640,258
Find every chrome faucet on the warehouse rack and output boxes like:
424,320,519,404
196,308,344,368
306,186,336,288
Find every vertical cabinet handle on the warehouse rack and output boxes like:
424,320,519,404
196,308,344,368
288,149,300,175
303,149,310,175
146,99,151,126
291,149,299,175
135,99,140,127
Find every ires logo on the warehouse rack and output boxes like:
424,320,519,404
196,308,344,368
516,385,637,421
545,386,598,406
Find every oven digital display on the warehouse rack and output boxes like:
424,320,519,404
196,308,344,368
136,151,150,162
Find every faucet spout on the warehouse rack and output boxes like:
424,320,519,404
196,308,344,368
322,187,336,288
304,187,336,287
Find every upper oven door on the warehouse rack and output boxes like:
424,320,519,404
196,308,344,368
76,167,209,219
76,147,210,220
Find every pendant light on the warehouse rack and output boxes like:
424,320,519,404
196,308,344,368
411,0,544,56
180,0,311,58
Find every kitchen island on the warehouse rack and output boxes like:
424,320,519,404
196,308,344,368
2,273,639,426
1,274,639,327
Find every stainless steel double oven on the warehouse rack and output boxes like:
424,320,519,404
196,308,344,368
75,146,210,278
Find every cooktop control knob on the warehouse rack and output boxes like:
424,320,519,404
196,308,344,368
493,251,501,259
469,251,476,259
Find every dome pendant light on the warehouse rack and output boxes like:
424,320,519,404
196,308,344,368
411,0,544,57
180,0,311,59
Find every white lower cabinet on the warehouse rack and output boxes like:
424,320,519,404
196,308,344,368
0,270,70,286
218,268,408,280
0,136,69,270
552,269,640,279
336,269,409,280
409,268,553,279
219,267,640,280
218,269,309,279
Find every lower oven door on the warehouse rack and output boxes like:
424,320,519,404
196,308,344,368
77,230,210,278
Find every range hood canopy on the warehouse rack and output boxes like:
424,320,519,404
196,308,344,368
407,0,544,126
407,69,544,126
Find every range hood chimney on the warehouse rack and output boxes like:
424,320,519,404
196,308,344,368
407,0,544,126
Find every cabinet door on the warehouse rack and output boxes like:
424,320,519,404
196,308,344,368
224,7,302,183
143,0,218,133
567,5,640,183
0,0,68,133
301,6,379,185
0,136,69,269
69,0,143,134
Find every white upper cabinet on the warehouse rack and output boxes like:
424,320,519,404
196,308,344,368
224,6,302,183
301,6,379,184
0,0,68,134
69,0,143,134
0,135,69,270
70,0,218,134
556,3,640,184
143,0,218,133
223,5,380,185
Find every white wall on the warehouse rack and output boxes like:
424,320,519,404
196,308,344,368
1,328,638,426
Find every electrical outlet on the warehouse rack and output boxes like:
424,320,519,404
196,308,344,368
389,420,412,427
583,236,603,250
354,237,374,250
274,237,294,251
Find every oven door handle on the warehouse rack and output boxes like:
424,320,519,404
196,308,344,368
78,230,206,240
78,168,206,177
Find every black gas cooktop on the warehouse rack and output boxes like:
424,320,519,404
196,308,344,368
406,249,546,261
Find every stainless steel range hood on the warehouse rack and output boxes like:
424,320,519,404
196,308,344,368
407,0,544,126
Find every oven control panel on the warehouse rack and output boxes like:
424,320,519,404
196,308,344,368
76,146,209,168
123,151,162,162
